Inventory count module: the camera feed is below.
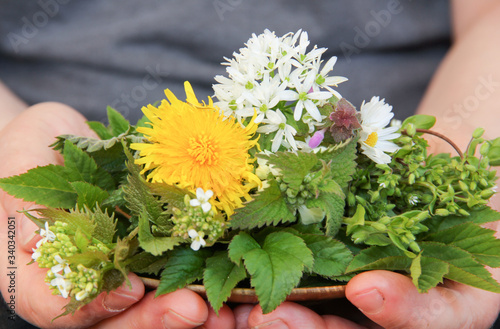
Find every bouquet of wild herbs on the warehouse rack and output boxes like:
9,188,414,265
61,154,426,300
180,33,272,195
2,30,500,317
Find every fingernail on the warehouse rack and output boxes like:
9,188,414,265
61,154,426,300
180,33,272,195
252,319,289,329
162,309,204,329
102,291,140,312
350,288,385,315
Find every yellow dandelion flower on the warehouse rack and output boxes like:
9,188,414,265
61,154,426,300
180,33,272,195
131,81,261,215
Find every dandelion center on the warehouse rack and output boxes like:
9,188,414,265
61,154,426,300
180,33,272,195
365,132,378,147
188,134,219,165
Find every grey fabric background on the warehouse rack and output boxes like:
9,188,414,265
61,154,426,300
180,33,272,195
1,0,450,125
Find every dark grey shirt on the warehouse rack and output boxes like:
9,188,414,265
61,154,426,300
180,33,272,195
0,0,450,125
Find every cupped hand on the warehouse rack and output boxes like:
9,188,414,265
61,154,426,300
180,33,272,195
0,103,235,329
235,270,500,329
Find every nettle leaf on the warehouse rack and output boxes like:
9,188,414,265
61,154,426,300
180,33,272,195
91,207,117,244
263,151,318,188
316,138,357,189
124,160,171,228
426,223,500,267
204,251,247,314
300,234,353,277
420,241,500,293
239,231,313,313
410,253,449,293
156,247,212,296
138,210,182,256
0,164,77,208
71,182,110,211
149,182,192,215
308,192,345,237
127,251,169,275
63,140,115,190
107,106,131,137
230,180,295,229
66,250,110,268
35,208,95,238
346,245,411,273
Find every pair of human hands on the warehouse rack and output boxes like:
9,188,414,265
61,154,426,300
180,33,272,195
1,103,499,329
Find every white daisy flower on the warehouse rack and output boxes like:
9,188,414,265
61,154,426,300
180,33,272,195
359,97,401,164
188,229,207,251
280,70,332,122
189,188,214,213
257,109,298,152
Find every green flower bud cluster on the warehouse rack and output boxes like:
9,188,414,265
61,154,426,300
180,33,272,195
171,195,226,246
276,175,316,206
45,264,100,301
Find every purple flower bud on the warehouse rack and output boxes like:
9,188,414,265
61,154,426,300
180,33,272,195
309,129,325,148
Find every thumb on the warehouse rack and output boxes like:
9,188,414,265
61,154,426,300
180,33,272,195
346,270,500,329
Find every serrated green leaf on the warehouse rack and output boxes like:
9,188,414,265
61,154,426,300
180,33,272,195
74,228,90,251
107,106,131,136
308,192,345,237
71,182,110,211
426,223,500,267
230,180,295,229
316,138,357,189
300,234,352,277
156,247,211,296
0,165,77,208
410,253,449,293
346,245,411,273
204,251,247,314
264,151,318,188
149,182,192,215
228,231,261,264
241,232,313,313
35,208,95,237
63,140,115,190
427,208,500,232
420,241,500,293
91,207,117,244
66,250,110,268
138,210,182,256
126,252,169,275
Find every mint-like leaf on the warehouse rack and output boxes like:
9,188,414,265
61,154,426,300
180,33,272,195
316,138,357,189
307,192,345,237
230,180,295,229
263,151,318,188
204,251,247,314
156,247,211,296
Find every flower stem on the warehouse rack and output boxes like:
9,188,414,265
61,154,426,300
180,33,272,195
403,128,464,159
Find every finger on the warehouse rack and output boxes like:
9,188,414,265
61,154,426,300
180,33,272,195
346,270,500,329
322,315,370,329
246,302,327,329
234,304,254,329
199,303,235,329
93,288,208,329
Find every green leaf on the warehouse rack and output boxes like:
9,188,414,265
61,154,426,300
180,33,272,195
87,121,114,140
308,192,345,237
402,114,436,131
485,137,500,166
426,223,500,267
138,210,182,256
420,241,500,293
316,138,357,189
241,232,313,313
410,253,449,293
71,182,110,211
230,180,295,229
66,250,110,268
426,208,500,232
0,165,77,208
149,182,192,215
91,207,117,244
346,245,411,273
35,208,95,237
204,251,247,314
107,106,131,136
156,247,211,296
300,234,352,277
127,252,169,275
63,140,115,190
228,231,261,264
263,151,318,188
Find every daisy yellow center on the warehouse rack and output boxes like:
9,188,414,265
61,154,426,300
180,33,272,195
365,132,378,147
188,134,219,165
